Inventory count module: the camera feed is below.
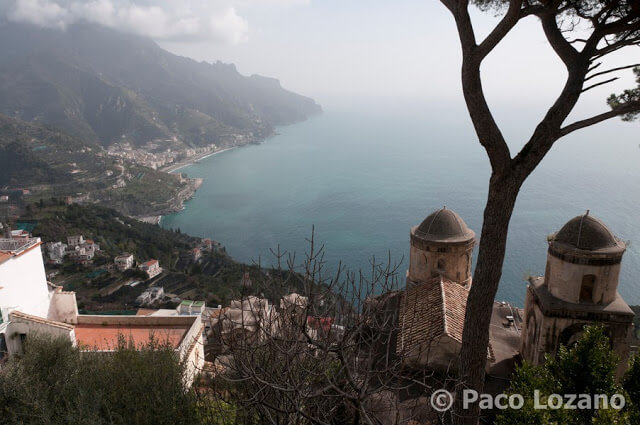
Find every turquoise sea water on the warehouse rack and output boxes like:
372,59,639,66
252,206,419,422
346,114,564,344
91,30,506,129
161,100,640,306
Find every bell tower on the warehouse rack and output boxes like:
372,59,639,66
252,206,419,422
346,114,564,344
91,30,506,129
408,207,475,287
521,212,634,378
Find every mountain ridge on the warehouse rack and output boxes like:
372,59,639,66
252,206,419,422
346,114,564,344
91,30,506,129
0,22,321,148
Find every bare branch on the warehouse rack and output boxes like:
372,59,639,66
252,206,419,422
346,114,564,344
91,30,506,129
581,77,620,93
585,63,640,81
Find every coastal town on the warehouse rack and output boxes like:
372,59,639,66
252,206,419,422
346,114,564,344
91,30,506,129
1,0,640,423
106,140,221,171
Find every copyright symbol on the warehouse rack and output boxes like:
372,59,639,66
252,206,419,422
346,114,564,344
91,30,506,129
431,389,454,412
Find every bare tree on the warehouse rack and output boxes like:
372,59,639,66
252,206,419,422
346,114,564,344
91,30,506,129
438,1,640,423
201,232,456,425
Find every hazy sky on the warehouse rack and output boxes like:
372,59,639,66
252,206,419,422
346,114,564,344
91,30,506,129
3,0,638,112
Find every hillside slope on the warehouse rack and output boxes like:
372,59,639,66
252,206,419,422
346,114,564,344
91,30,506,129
0,22,321,148
0,114,195,216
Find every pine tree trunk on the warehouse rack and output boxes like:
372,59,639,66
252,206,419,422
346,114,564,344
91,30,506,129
453,175,520,425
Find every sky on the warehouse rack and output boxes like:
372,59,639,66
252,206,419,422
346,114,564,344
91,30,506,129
2,0,638,113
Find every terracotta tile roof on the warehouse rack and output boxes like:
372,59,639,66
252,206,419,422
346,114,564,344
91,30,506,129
74,324,190,350
9,310,75,331
398,277,468,355
136,309,158,316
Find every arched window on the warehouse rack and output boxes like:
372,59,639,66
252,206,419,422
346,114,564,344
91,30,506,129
580,274,596,302
437,259,445,270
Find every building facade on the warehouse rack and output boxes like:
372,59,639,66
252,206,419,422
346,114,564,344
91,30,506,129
397,208,478,370
114,253,134,271
0,238,204,384
139,259,162,279
521,212,634,378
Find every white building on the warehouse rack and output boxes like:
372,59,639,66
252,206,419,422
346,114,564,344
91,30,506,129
114,253,134,271
10,230,30,240
0,237,78,358
139,259,162,279
65,237,99,264
1,238,59,320
45,241,67,264
136,287,165,306
67,235,84,247
0,238,204,384
67,244,95,264
178,300,206,316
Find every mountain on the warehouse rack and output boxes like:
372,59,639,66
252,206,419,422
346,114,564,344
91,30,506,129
0,22,321,148
0,113,105,188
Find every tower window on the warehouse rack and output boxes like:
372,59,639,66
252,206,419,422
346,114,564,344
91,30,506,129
580,275,596,303
437,259,445,270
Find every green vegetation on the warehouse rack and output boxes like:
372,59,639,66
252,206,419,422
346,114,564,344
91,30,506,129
0,335,198,425
16,202,280,310
0,114,195,216
497,326,640,425
0,114,107,188
630,306,640,342
23,202,198,266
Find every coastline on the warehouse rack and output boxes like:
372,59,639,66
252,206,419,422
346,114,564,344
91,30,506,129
145,116,318,226
162,147,237,174
144,147,237,225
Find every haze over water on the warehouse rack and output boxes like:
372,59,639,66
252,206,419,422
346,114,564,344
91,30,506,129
162,99,640,306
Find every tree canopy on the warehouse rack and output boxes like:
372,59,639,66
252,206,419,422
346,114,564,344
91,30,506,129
497,326,638,425
439,2,640,424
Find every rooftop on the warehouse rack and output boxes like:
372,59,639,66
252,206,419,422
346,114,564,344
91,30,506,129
485,302,523,396
9,310,75,331
0,237,40,254
74,324,190,350
399,277,468,351
181,300,204,307
552,212,624,252
413,207,475,243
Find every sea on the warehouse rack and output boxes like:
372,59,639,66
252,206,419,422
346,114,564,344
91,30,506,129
161,98,640,307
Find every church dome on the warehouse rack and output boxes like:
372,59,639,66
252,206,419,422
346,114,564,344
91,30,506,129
553,212,623,251
414,207,475,243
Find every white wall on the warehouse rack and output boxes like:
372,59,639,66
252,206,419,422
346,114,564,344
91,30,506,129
48,290,79,324
181,320,205,386
4,312,76,356
0,241,51,321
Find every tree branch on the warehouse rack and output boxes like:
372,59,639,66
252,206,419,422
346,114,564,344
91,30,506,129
539,10,580,67
559,104,640,137
585,63,640,81
581,77,619,93
477,0,525,59
444,1,514,174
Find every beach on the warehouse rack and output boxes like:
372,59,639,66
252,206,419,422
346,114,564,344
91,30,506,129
162,147,236,174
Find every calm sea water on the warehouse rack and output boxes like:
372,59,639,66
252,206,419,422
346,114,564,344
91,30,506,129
162,99,640,306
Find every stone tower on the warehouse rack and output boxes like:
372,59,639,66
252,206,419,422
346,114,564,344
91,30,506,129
408,207,475,287
521,212,634,377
